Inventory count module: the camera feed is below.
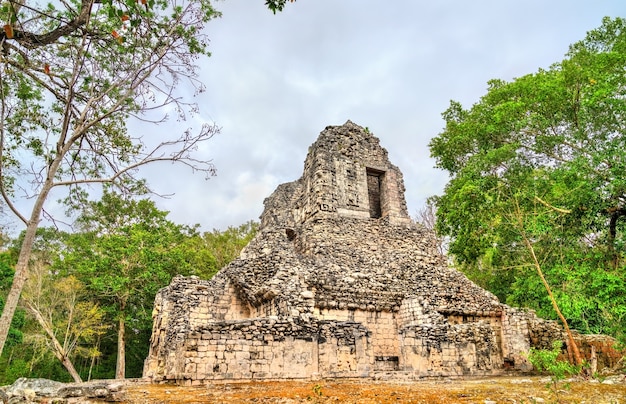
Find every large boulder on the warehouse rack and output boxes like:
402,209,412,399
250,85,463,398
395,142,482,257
0,378,126,403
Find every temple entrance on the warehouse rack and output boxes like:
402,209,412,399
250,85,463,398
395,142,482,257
367,168,384,218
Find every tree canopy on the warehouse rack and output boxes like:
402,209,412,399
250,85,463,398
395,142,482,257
0,212,257,383
60,192,198,378
429,17,626,342
0,0,224,357
0,0,289,369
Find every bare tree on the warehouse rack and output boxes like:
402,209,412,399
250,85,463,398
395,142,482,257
414,199,448,256
0,0,220,361
23,259,107,383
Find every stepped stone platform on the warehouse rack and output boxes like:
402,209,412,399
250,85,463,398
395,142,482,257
143,121,619,385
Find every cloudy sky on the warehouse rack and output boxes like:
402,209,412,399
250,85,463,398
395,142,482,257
142,1,624,232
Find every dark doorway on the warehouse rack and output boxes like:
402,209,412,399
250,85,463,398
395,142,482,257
367,169,383,218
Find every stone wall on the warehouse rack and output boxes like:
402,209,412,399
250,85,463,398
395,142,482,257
313,308,399,358
397,296,503,376
399,322,502,376
144,275,619,383
146,306,373,385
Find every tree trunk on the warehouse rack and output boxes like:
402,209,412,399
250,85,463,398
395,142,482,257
24,301,83,382
590,345,597,375
512,199,583,366
0,243,32,357
608,209,625,269
115,306,126,379
59,353,83,383
0,215,44,357
88,335,100,381
0,131,67,357
521,232,583,366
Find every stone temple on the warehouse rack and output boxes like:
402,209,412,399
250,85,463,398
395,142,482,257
143,121,617,384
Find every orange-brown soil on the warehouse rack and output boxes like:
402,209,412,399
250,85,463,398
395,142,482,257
122,376,626,403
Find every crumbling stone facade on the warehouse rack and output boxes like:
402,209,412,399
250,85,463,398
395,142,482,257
144,121,617,384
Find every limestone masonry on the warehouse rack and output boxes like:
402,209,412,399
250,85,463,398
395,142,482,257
143,121,619,384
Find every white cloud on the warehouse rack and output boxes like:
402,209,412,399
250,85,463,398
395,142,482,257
9,0,624,234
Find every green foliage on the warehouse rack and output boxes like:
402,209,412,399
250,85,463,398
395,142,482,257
184,221,259,279
528,341,580,380
0,251,15,290
307,383,324,401
0,298,77,384
59,192,197,376
266,0,295,14
0,0,225,359
1,189,258,380
0,358,29,385
0,228,108,382
429,17,626,342
312,384,323,396
527,341,581,402
25,271,108,366
56,192,257,377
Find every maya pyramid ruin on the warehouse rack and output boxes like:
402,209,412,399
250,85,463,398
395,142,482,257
143,121,616,384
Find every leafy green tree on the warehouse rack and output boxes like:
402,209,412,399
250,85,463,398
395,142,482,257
60,191,198,379
63,214,257,378
184,221,259,279
0,0,222,357
429,17,626,348
0,215,258,381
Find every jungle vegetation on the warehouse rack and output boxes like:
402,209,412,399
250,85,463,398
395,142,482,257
429,17,626,355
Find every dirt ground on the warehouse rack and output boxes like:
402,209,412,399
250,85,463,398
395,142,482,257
122,376,626,403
